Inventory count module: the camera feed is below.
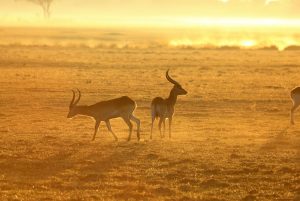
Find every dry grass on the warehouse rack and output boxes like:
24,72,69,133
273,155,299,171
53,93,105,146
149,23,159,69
0,45,299,201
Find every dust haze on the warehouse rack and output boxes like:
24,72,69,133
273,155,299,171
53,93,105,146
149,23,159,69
0,28,299,201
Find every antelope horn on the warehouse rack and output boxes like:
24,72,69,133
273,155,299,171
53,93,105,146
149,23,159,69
166,69,180,86
74,88,81,105
69,90,76,108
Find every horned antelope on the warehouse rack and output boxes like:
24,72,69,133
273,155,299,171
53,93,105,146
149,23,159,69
67,89,140,141
290,87,300,125
150,70,187,139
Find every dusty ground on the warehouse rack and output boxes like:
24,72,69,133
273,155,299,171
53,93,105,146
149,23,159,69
0,45,299,201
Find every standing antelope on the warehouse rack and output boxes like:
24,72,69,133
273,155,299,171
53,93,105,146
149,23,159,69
150,70,187,139
290,87,300,125
67,89,140,141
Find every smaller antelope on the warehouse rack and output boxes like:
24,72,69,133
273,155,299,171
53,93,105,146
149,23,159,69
150,70,187,139
67,89,140,141
290,87,300,125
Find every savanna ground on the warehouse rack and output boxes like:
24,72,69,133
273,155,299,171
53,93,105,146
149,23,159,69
0,42,299,200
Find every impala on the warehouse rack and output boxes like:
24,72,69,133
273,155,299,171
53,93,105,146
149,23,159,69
290,86,300,125
67,89,140,141
150,70,187,139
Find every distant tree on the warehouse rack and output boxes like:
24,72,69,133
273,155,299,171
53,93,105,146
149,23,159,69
17,0,54,18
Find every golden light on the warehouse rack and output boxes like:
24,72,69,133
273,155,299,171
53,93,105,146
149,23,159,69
265,0,279,5
169,39,193,47
178,18,300,27
241,40,256,47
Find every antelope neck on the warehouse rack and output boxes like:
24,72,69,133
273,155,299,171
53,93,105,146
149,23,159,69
76,105,95,117
166,89,178,106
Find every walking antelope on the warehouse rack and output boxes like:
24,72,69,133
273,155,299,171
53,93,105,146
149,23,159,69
67,89,140,141
290,87,300,125
150,70,187,139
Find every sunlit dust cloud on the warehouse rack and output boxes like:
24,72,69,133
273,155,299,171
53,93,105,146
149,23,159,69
1,0,300,50
241,40,256,47
168,36,299,51
167,26,300,51
0,27,300,51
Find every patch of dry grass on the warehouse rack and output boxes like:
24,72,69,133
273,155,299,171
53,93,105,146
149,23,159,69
0,45,299,200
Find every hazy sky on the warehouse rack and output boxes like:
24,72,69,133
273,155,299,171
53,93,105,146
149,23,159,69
1,0,300,27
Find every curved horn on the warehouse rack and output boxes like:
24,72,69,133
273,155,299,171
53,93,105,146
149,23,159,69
166,69,180,86
69,90,76,108
74,88,81,105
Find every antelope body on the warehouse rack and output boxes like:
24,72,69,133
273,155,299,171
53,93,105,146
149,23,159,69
290,87,300,125
67,89,140,141
150,70,187,139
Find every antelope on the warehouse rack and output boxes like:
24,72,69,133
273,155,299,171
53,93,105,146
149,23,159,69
150,70,187,139
290,87,300,125
67,89,140,141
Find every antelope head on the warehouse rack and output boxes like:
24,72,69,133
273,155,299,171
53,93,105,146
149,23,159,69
67,89,81,118
166,70,187,96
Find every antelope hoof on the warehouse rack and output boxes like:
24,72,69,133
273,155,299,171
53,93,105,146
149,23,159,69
127,138,131,141
291,121,295,125
91,138,95,141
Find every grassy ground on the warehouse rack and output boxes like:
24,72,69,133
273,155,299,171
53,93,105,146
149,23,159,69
0,46,299,200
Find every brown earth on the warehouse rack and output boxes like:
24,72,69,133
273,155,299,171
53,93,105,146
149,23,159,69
0,45,299,201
